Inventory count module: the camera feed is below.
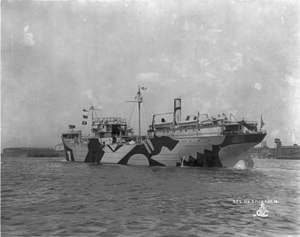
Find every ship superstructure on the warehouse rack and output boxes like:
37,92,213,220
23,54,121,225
62,107,133,162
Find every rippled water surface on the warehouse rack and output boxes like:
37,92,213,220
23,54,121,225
1,157,300,236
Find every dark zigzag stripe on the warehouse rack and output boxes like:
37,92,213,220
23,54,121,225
63,143,70,161
185,145,222,167
185,133,266,167
220,133,266,147
117,143,164,166
85,139,105,163
107,144,123,152
150,135,179,156
118,135,179,166
62,142,74,161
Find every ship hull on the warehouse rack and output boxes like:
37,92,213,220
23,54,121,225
62,138,88,162
63,133,266,168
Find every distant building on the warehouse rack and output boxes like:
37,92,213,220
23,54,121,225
247,138,300,160
273,138,300,160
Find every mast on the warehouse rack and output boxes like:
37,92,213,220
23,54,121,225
90,105,94,123
87,105,101,135
137,86,142,142
127,85,146,143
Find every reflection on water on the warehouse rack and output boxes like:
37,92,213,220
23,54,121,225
1,157,300,236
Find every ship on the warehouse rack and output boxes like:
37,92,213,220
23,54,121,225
62,86,266,168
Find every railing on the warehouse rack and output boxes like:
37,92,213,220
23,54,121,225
93,117,127,124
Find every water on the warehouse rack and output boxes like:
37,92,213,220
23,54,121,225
1,157,300,237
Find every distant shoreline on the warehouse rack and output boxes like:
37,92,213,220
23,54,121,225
2,147,65,158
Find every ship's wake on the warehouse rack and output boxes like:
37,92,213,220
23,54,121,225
232,154,254,170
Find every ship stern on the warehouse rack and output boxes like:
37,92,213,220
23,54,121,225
218,133,266,168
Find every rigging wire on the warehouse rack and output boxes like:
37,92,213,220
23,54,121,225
126,101,136,126
141,103,150,135
143,99,155,118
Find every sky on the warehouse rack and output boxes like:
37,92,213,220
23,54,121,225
1,0,300,149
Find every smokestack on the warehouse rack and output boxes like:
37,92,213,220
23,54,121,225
174,98,181,125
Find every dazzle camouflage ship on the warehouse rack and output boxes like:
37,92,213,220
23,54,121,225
62,87,266,167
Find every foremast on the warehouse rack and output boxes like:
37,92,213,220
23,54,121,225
127,85,147,143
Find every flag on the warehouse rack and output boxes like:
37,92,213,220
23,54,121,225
69,125,75,129
83,109,88,112
83,115,88,119
82,121,87,125
260,115,265,129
